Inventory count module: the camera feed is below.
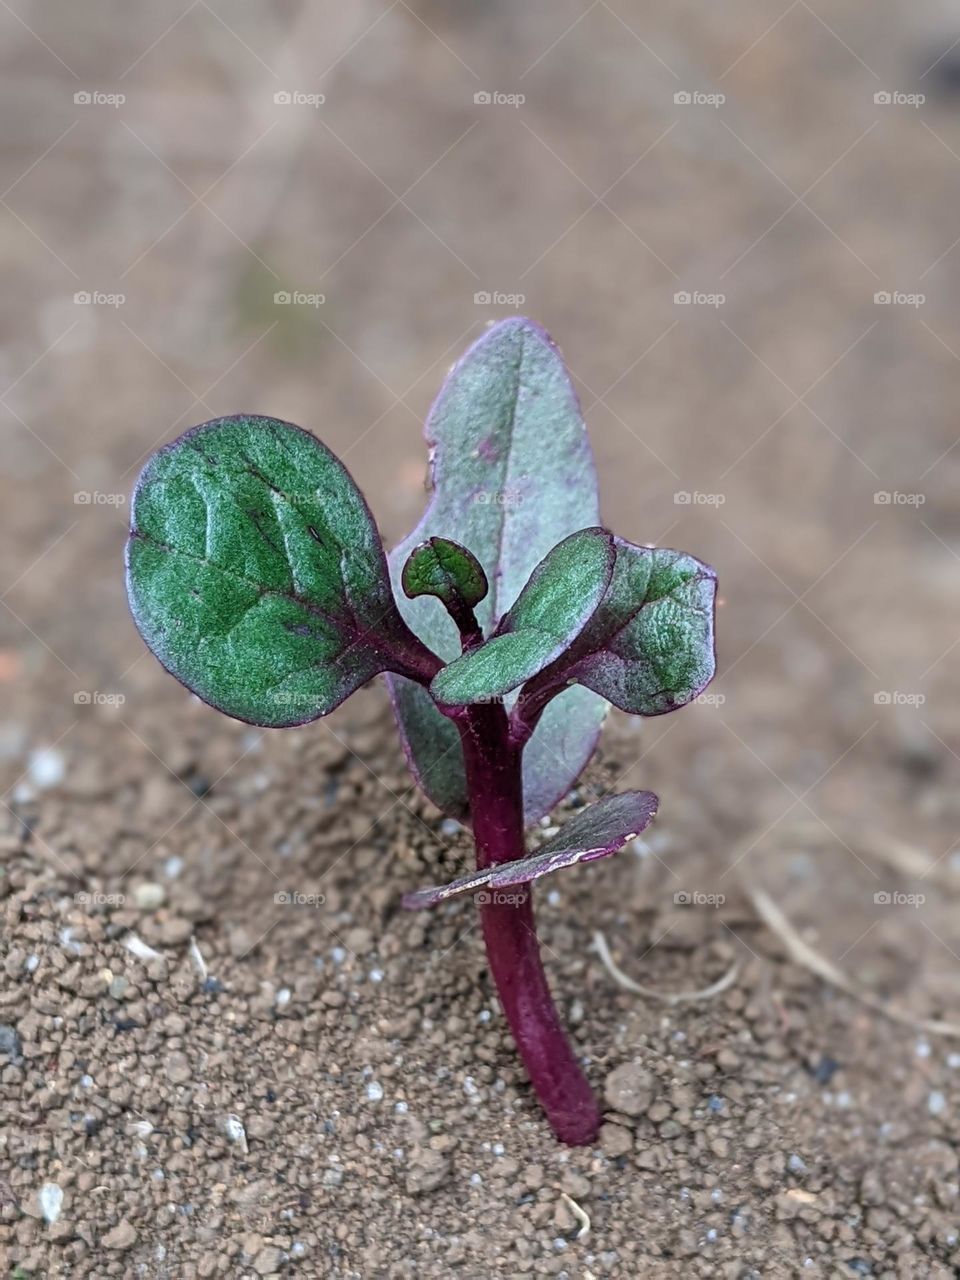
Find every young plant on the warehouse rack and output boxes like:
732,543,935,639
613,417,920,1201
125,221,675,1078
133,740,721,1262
125,318,717,1145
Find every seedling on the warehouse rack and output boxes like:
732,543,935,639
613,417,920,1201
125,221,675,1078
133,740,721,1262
125,318,717,1145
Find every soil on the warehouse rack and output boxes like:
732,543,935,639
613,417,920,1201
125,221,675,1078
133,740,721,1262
3,1,960,1277
2,686,960,1279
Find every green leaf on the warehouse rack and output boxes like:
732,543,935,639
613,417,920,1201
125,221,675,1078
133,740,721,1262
430,528,614,707
126,415,435,728
402,537,487,611
523,539,717,717
387,318,608,823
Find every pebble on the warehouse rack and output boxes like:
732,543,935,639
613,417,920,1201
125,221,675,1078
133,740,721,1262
28,747,65,789
134,882,166,911
102,1219,138,1250
604,1062,656,1117
38,1182,63,1224
406,1150,450,1194
166,1051,192,1084
0,1023,23,1060
366,1081,384,1102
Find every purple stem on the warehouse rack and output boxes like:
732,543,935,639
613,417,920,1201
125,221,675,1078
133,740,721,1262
456,702,601,1146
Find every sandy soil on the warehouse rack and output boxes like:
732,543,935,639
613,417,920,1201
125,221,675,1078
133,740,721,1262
2,2,960,1277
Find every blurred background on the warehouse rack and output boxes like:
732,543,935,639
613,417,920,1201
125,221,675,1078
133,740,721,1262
2,1,959,1032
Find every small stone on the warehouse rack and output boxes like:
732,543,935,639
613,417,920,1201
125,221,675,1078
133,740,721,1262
253,1246,283,1274
102,1219,138,1250
0,1023,23,1061
604,1062,656,1117
134,882,166,911
406,1150,450,1194
38,1183,63,1224
600,1122,633,1159
166,1051,191,1084
28,747,65,789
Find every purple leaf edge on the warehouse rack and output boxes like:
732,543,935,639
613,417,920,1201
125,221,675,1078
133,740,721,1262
402,789,658,910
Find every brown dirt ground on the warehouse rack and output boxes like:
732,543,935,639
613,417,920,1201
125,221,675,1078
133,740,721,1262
3,2,960,1277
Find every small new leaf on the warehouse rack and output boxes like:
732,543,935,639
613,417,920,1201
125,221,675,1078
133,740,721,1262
402,537,488,611
403,790,658,910
126,415,435,728
522,539,717,720
430,527,614,707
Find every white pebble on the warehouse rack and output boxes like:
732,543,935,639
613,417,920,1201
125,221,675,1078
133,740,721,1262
366,1081,384,1102
29,747,65,789
369,969,384,983
394,1101,408,1115
38,1183,62,1224
25,955,39,973
929,1091,946,1116
223,1114,248,1152
916,1039,931,1059
276,987,291,1008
